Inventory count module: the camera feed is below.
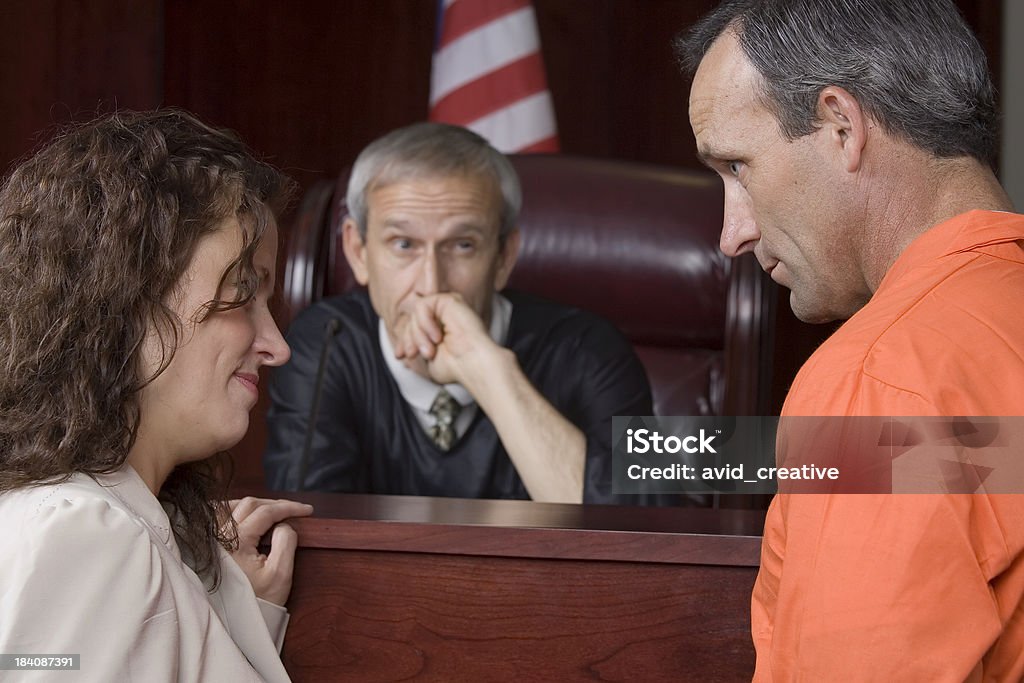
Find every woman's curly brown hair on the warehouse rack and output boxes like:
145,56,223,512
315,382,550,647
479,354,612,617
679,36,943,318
0,109,295,584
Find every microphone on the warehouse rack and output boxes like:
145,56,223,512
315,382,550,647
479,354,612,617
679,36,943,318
296,317,341,491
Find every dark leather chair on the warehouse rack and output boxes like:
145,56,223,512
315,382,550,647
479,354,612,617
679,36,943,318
281,154,775,417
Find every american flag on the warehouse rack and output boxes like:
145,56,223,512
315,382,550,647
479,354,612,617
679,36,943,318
429,0,560,153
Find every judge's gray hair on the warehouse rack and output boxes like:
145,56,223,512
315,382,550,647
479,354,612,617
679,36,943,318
346,122,522,241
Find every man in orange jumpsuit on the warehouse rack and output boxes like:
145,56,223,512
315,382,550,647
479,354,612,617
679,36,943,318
678,0,1024,679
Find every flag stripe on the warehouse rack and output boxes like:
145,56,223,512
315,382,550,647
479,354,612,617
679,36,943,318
437,0,531,49
466,91,557,152
430,6,537,105
517,135,559,153
430,53,547,126
430,0,559,154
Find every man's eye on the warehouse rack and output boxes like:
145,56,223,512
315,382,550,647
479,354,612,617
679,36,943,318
391,238,412,251
454,240,476,253
728,161,742,176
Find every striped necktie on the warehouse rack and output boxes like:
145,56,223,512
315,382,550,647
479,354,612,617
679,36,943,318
428,388,461,451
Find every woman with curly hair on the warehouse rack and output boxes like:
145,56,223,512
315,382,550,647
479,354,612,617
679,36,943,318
0,109,312,681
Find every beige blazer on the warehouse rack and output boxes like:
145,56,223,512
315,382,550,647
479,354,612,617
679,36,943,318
0,466,291,682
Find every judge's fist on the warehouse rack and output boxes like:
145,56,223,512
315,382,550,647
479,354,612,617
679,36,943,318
394,293,497,386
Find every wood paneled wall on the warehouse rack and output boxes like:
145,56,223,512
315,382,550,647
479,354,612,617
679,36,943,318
2,1,1001,184
0,1,163,171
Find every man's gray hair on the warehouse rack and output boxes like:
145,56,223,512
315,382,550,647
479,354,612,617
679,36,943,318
346,122,522,240
675,0,998,166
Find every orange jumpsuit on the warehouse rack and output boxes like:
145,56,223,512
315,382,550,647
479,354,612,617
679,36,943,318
753,211,1024,681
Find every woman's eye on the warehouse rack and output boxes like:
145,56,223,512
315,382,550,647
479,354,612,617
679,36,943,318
220,277,242,298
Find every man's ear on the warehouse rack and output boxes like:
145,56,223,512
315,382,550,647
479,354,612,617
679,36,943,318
493,228,521,291
342,217,370,286
817,86,870,173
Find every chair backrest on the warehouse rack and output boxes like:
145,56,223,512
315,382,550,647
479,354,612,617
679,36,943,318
281,154,775,416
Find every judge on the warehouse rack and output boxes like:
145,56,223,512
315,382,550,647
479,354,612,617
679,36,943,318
264,122,651,504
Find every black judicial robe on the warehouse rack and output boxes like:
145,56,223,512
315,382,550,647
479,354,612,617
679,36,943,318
263,289,652,503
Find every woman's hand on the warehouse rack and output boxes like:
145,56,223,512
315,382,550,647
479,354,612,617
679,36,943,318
228,497,314,606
